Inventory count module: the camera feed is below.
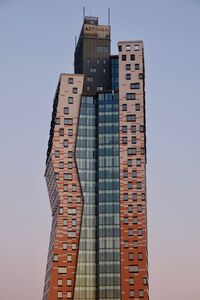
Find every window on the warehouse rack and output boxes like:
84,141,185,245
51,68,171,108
67,231,76,238
77,196,81,203
135,64,140,70
134,44,140,51
140,125,144,132
141,147,145,155
59,161,64,169
133,240,138,248
58,279,63,286
136,158,141,166
90,67,96,73
131,136,136,144
53,254,58,262
138,228,143,236
129,265,138,273
67,196,72,203
68,96,73,104
132,193,137,200
73,87,78,94
131,125,136,133
68,151,73,158
127,114,136,122
130,290,134,298
58,291,63,299
122,137,127,144
132,170,137,178
87,86,90,91
129,229,133,236
126,93,136,100
68,77,73,84
129,278,134,285
128,148,136,155
63,139,68,147
54,172,59,180
68,129,73,136
126,73,131,80
126,64,131,70
64,173,72,180
67,279,72,286
97,46,109,53
68,208,76,215
72,219,77,227
63,184,68,192
87,58,91,63
128,159,132,167
124,240,129,248
64,118,73,125
63,243,67,250
63,219,67,226
68,162,73,169
55,150,60,158
137,205,142,213
123,170,128,178
72,185,77,192
128,205,133,213
64,107,69,114
124,217,128,224
133,217,138,224
128,182,132,189
137,181,142,189
67,255,72,262
126,45,131,51
138,252,143,260
135,103,141,111
139,290,144,298
122,104,127,111
55,118,60,125
59,207,63,214
122,54,126,61
103,59,106,64
87,77,93,82
103,69,106,73
122,126,127,133
59,128,64,136
141,193,146,201
139,73,143,79
97,86,103,91
118,45,122,52
130,82,140,89
67,291,72,299
130,54,135,61
129,253,134,260
72,243,76,250
123,193,128,201
143,277,148,285
58,267,67,274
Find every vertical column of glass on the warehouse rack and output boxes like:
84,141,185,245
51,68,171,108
97,92,121,299
74,96,96,299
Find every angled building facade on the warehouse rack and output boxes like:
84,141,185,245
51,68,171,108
43,16,149,300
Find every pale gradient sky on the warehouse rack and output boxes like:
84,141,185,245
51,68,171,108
0,0,200,299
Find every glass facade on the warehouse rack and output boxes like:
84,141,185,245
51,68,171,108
97,92,121,299
111,56,119,90
75,96,97,299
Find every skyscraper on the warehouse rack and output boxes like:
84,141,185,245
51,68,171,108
43,15,148,300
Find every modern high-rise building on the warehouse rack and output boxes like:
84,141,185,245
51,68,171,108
43,15,148,300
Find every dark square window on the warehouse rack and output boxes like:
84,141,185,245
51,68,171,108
63,139,68,147
132,170,137,178
126,64,131,70
122,104,127,111
73,87,78,94
140,125,144,132
135,103,141,111
122,55,126,61
139,73,143,79
131,125,136,133
68,77,73,84
130,82,140,89
68,97,73,104
127,114,136,122
118,45,122,52
128,148,136,155
126,73,131,80
123,193,128,201
126,93,136,100
122,137,127,144
59,128,64,136
128,159,132,167
122,126,127,133
132,193,137,200
130,54,135,61
131,136,136,144
64,107,69,114
64,118,73,125
55,118,60,125
135,64,140,70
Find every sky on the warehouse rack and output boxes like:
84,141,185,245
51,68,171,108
0,0,200,299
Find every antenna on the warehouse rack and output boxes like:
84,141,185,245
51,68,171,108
83,6,85,21
108,8,111,26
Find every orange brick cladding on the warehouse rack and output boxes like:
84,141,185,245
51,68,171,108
119,41,149,300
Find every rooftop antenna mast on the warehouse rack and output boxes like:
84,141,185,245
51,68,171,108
83,6,86,21
108,8,111,26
